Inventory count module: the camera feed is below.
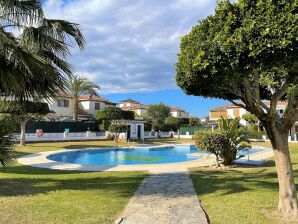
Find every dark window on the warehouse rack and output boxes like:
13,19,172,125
57,99,69,107
95,103,100,110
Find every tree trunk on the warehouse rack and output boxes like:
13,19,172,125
20,120,27,146
269,131,298,214
72,96,78,121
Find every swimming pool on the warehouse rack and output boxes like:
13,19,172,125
47,145,200,165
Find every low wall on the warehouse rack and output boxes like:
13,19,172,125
14,131,108,142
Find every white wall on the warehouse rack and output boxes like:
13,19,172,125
48,98,72,117
79,101,107,118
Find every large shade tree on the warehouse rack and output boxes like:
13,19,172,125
0,0,85,100
176,0,298,215
0,101,49,145
96,107,134,130
146,103,171,130
66,75,100,121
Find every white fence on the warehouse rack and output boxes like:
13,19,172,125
15,130,178,142
14,131,108,142
144,131,174,139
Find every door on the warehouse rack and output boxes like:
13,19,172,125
127,125,131,140
137,125,141,140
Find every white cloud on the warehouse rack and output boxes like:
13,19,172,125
43,0,216,94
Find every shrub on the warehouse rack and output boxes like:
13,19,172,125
195,118,251,166
0,119,15,166
218,118,251,166
194,130,227,166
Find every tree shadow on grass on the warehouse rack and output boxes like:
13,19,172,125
190,168,281,197
0,165,147,197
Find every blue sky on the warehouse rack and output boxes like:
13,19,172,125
44,0,229,117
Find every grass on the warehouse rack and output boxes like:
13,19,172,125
3,138,291,223
0,138,190,224
0,140,154,224
190,142,298,224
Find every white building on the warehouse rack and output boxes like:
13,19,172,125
47,94,116,121
209,101,298,141
119,98,189,118
170,106,189,118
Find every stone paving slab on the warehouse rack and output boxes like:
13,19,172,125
116,172,208,224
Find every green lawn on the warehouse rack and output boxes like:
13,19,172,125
190,142,298,224
2,139,294,223
0,141,151,224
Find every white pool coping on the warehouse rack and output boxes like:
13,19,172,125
18,144,215,172
17,145,273,172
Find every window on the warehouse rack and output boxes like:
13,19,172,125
95,102,100,110
57,99,69,107
279,109,284,114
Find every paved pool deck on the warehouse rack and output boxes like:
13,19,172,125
116,171,208,224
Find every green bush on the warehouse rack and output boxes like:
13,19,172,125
218,118,251,166
247,130,266,139
195,130,226,166
0,119,15,166
195,118,251,166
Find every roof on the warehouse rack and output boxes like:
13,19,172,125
77,108,92,116
78,94,116,105
78,94,108,102
210,101,287,112
170,106,186,112
120,98,140,104
121,104,149,110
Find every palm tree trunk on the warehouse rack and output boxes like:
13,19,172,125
72,96,78,121
20,119,28,146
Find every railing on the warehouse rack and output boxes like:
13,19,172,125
14,131,107,142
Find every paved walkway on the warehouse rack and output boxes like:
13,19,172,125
116,170,208,224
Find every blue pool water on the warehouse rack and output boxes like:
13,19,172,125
237,148,263,156
48,145,200,165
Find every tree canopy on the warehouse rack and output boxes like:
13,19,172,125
0,101,49,115
96,107,134,121
0,0,85,100
96,106,134,130
146,103,171,130
66,75,100,121
176,0,298,214
0,100,49,145
176,0,298,120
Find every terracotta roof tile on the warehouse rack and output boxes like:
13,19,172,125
120,98,140,104
77,108,92,116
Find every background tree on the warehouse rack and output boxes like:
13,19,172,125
96,107,134,130
242,114,260,130
146,103,171,130
108,122,128,143
66,75,100,121
176,0,298,214
0,0,85,100
188,116,201,126
165,116,180,131
0,101,49,145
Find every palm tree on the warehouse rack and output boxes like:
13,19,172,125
0,0,85,100
66,75,100,121
218,117,250,165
